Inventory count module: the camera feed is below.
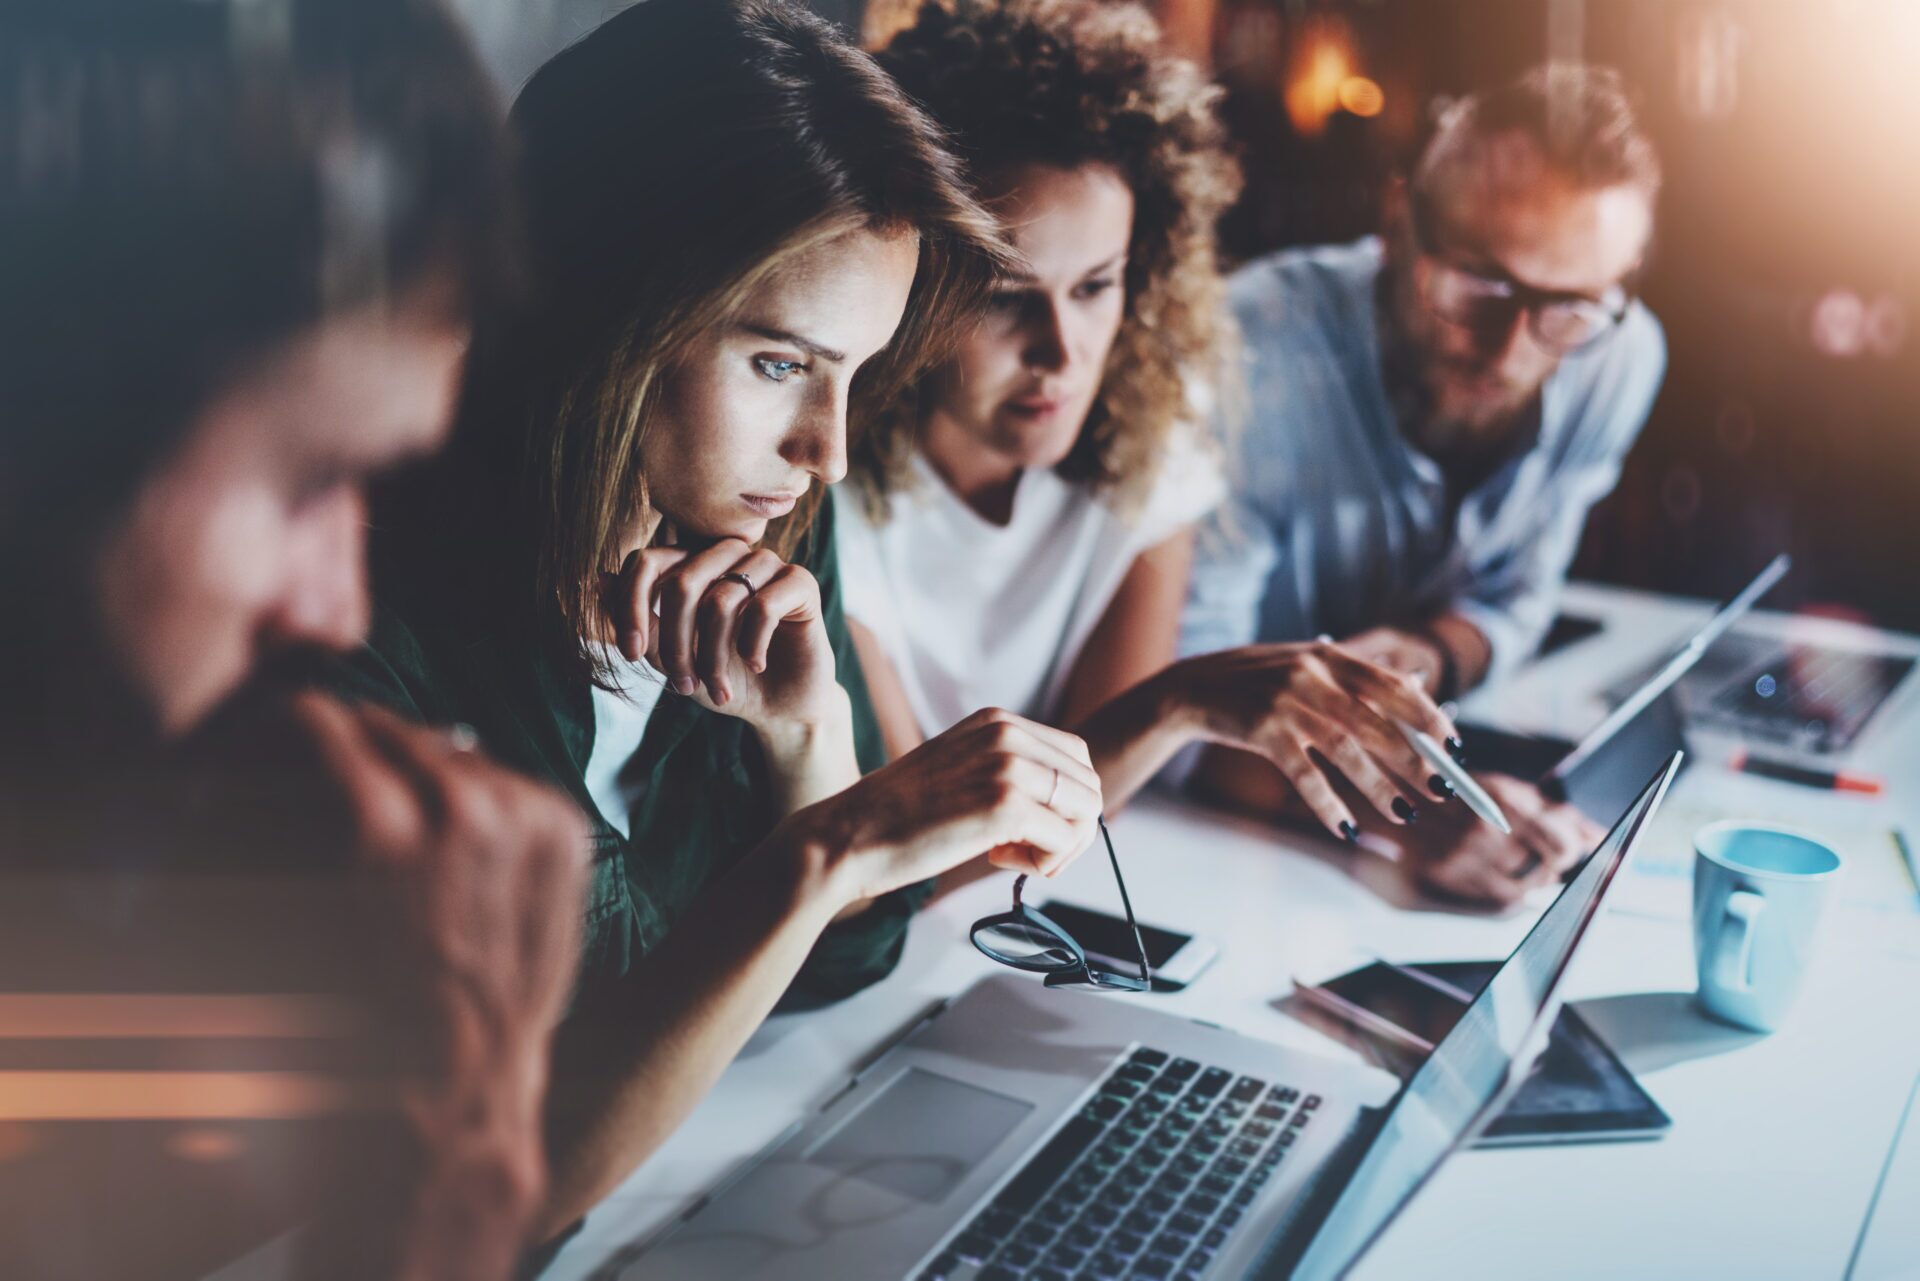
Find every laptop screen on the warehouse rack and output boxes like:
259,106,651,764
1283,754,1679,1281
1551,552,1787,787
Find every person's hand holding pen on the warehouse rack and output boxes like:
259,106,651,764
1164,638,1464,840
1312,632,1588,905
1399,773,1602,907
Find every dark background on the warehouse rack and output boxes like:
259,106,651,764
464,0,1919,631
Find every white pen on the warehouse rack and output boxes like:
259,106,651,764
1401,723,1511,834
1309,632,1512,835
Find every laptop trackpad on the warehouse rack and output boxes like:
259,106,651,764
807,1068,1034,1205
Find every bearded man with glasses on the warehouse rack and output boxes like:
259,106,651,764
1180,65,1664,906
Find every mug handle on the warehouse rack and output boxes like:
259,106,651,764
1712,889,1765,992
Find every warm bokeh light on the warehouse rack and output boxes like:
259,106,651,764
1810,288,1868,358
1337,75,1385,117
1676,7,1746,119
0,994,362,1039
1804,288,1903,360
1283,16,1358,136
0,1121,38,1165
167,1125,248,1163
861,0,921,49
1864,295,1907,357
0,1071,369,1121
1157,0,1218,64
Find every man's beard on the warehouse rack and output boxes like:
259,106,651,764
1376,264,1540,464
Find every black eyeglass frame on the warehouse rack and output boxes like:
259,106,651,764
1405,185,1635,354
970,817,1152,993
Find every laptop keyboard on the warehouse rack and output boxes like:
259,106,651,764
919,1047,1320,1281
1704,647,1913,753
1603,634,1914,756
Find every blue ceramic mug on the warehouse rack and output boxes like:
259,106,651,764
1692,822,1842,1032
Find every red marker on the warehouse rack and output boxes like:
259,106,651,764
1729,748,1884,796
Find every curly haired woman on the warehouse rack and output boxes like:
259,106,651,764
841,0,1464,834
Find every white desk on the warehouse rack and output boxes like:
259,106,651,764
545,585,1920,1280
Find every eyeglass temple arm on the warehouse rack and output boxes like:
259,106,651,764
1099,816,1153,985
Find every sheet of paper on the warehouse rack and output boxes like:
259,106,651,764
1610,798,1920,940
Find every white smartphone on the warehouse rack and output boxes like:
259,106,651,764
1034,897,1218,991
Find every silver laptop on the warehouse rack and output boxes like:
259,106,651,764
605,754,1682,1281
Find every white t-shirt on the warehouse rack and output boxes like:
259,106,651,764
582,645,666,839
835,437,1224,738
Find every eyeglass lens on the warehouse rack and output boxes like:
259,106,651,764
969,817,1152,991
975,915,1079,968
1424,261,1619,351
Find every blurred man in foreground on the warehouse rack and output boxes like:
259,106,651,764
0,3,587,1276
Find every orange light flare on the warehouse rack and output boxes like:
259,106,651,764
860,0,922,50
0,1121,38,1164
0,1071,375,1121
167,1125,248,1163
1284,17,1356,137
1338,76,1385,118
0,993,364,1039
0,994,384,1122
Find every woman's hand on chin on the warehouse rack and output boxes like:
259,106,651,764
781,707,1106,909
602,537,845,733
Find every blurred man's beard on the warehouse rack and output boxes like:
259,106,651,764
1422,365,1538,444
1377,267,1540,461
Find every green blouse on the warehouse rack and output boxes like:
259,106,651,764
323,497,924,1005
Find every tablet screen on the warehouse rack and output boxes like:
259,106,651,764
1359,962,1671,1143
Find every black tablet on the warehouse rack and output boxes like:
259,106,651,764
1320,960,1671,1146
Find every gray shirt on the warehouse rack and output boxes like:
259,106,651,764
1181,237,1665,686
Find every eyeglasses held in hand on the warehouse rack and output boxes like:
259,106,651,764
970,817,1152,993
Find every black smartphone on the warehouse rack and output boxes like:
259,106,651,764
1306,958,1472,1050
1034,898,1218,991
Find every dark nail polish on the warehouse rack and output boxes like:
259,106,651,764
1429,774,1456,800
1391,797,1421,823
1338,820,1360,844
1445,736,1468,766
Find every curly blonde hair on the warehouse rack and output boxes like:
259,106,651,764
855,0,1242,519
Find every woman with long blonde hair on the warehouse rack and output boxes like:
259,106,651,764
335,0,1103,1242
